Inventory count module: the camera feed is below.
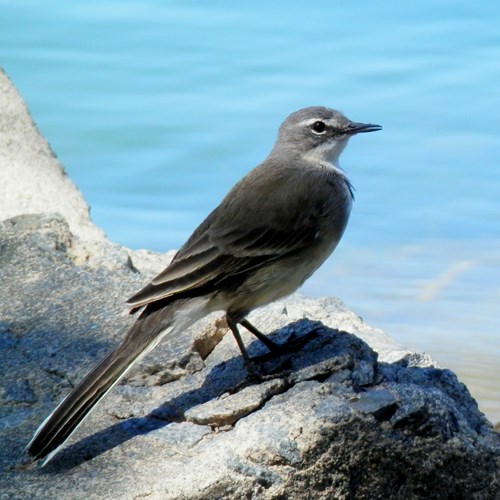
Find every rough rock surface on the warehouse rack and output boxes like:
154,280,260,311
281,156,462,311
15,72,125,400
0,216,499,499
0,69,104,243
0,67,499,499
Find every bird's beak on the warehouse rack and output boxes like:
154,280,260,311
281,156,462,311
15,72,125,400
346,121,382,135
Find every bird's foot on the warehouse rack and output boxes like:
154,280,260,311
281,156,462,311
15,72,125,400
251,326,321,364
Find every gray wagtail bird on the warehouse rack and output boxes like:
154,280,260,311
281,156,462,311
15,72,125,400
27,106,381,463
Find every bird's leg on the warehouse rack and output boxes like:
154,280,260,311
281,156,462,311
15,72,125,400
226,317,258,375
240,318,316,355
239,319,281,352
227,316,319,373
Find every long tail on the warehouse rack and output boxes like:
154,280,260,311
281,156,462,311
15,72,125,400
26,298,207,464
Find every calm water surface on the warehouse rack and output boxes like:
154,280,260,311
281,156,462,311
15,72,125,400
1,1,499,422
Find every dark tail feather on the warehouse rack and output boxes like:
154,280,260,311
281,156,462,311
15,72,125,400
26,305,179,464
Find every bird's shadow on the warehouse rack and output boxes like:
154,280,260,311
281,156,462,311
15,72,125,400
39,319,346,473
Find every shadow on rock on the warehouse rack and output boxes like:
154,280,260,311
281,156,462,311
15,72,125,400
39,319,377,472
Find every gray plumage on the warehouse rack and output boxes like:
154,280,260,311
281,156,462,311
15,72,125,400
27,106,381,463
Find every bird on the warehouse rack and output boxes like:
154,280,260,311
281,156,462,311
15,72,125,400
26,106,381,464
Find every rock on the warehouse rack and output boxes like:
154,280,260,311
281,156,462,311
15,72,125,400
184,378,289,426
0,68,103,243
0,68,167,272
1,215,499,500
0,67,498,499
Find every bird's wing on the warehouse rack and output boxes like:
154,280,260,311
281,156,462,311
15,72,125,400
126,219,318,309
127,163,341,308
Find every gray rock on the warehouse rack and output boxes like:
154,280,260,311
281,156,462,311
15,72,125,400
0,68,104,243
185,378,288,426
0,67,498,499
0,215,498,500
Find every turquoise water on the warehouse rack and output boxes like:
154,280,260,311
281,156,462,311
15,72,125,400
2,1,499,422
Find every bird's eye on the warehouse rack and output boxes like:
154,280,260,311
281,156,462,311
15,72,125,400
311,121,327,134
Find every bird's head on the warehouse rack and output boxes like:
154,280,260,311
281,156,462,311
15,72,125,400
273,106,382,164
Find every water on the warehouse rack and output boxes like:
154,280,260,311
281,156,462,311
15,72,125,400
1,1,499,422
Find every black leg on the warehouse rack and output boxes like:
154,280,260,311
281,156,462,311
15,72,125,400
226,317,258,375
226,315,320,372
239,319,281,352
240,318,317,356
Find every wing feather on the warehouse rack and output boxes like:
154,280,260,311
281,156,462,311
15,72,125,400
127,162,346,309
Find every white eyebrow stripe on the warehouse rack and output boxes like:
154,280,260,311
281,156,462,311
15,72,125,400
298,117,330,127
